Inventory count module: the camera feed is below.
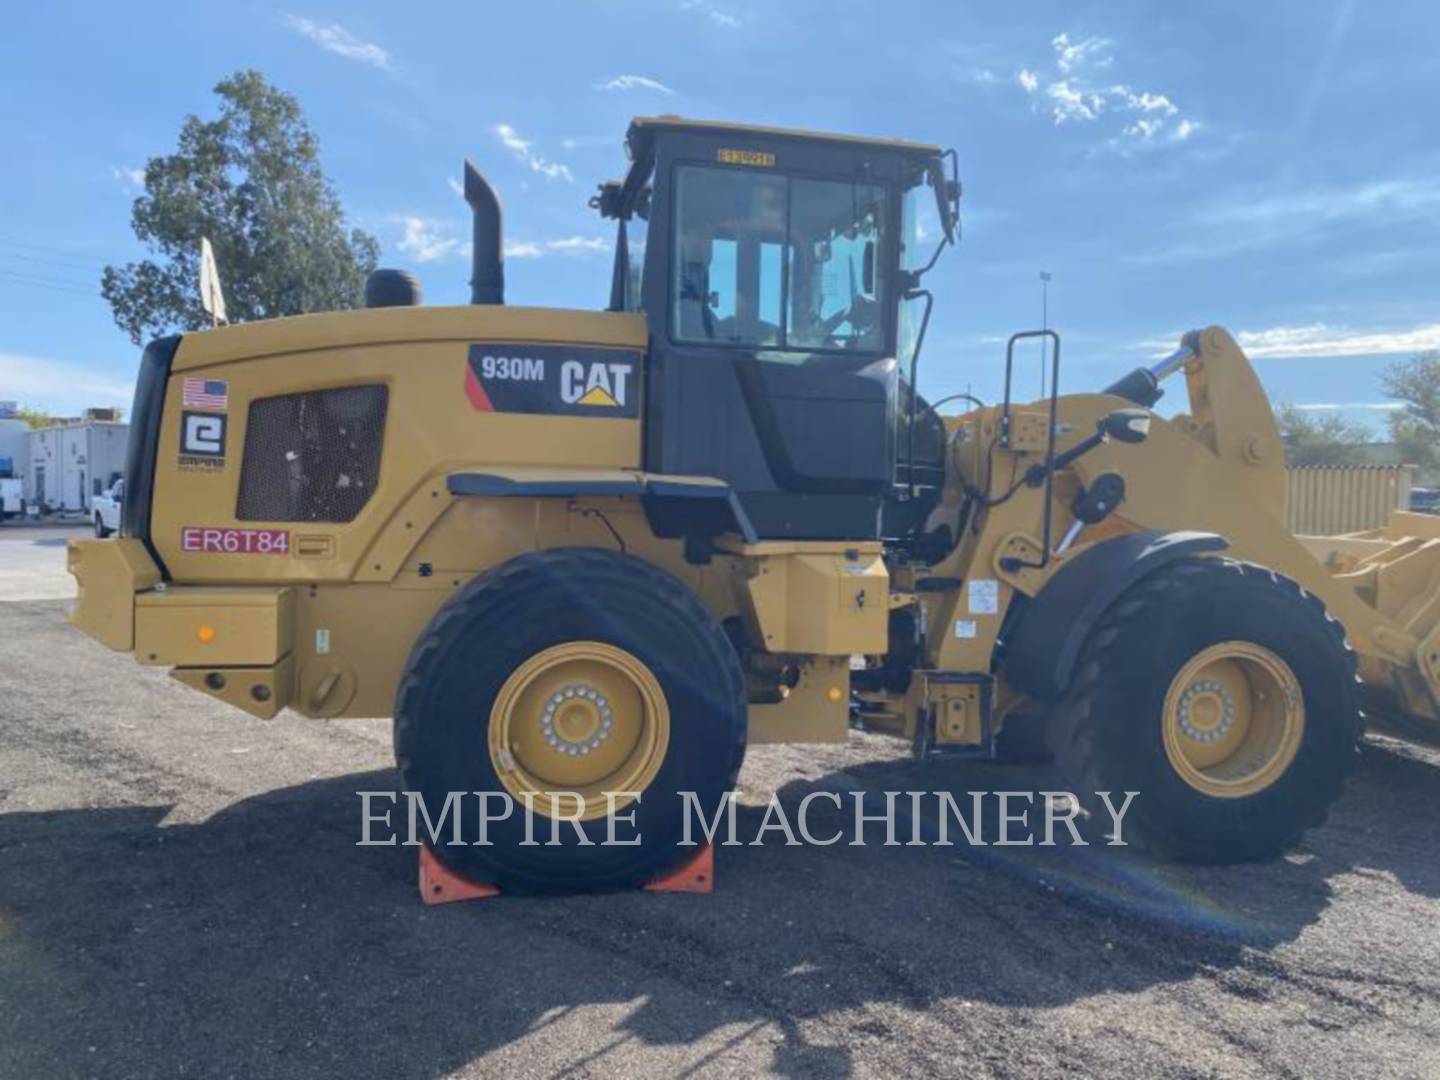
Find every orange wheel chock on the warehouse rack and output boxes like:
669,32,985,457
644,842,715,894
417,842,715,905
418,843,500,905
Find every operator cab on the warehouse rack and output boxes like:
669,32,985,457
594,117,958,542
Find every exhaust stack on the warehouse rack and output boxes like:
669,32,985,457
463,159,504,305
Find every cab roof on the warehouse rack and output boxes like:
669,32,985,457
626,115,943,158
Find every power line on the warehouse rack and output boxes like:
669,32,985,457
0,238,110,270
0,250,107,275
0,270,99,296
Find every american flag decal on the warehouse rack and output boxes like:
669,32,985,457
182,378,228,410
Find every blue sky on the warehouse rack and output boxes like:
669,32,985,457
1,0,1437,434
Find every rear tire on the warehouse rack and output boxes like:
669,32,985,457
1050,557,1361,863
94,515,111,538
394,547,746,893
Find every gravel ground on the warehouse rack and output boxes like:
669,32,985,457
1,530,1438,1078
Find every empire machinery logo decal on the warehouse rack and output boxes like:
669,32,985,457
178,377,229,472
464,344,640,418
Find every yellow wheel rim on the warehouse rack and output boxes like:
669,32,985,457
488,641,670,822
1162,641,1305,799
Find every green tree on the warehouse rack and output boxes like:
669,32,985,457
15,406,53,429
1382,351,1440,483
1275,404,1372,467
102,70,379,345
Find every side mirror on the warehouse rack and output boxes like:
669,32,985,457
862,241,875,295
1101,408,1151,445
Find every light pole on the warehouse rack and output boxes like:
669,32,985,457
1039,271,1052,397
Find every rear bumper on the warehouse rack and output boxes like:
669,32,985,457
68,536,295,718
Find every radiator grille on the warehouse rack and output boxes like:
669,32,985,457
236,385,388,523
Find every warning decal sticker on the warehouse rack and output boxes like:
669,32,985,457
465,344,641,418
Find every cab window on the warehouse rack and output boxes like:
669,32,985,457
671,165,888,355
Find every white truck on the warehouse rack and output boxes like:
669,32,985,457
92,478,123,537
0,477,22,521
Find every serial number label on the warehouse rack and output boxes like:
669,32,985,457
181,527,290,555
717,148,775,167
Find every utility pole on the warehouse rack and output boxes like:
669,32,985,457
1039,270,1052,397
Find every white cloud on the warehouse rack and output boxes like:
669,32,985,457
446,176,464,197
560,134,617,151
1123,118,1163,140
495,123,574,183
1122,90,1177,114
1205,178,1440,229
1172,118,1199,141
1137,322,1440,360
0,352,134,414
1016,31,1197,146
395,216,462,263
1046,80,1105,124
1290,402,1405,411
285,16,390,68
1125,176,1438,265
547,236,610,253
1052,32,1111,74
110,165,145,191
681,0,740,28
1235,323,1440,359
601,75,675,95
506,236,612,259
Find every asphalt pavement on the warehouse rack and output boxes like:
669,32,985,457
1,526,1437,1078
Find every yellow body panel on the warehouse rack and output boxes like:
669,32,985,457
68,538,162,650
172,656,294,720
747,657,852,744
154,306,646,586
169,304,646,371
721,539,888,655
135,586,294,667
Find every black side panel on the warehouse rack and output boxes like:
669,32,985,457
120,335,181,572
448,474,644,498
1002,530,1230,701
732,356,895,495
641,479,757,543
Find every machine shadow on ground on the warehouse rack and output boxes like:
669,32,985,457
0,737,1435,1078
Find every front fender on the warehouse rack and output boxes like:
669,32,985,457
1002,530,1229,701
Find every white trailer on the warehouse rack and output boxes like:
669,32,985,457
27,420,128,513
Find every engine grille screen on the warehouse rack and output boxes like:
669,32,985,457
236,385,388,523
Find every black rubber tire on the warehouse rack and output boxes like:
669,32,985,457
1049,557,1362,863
394,547,746,894
994,711,1054,764
94,515,111,539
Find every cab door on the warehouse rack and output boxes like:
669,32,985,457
639,139,903,541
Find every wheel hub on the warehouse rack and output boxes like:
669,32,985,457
541,685,614,756
1176,679,1236,743
1162,641,1305,799
488,641,670,821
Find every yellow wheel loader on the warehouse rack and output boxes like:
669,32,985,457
69,117,1440,891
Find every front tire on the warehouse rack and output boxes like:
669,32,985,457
394,547,746,894
1051,557,1361,863
94,515,111,538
